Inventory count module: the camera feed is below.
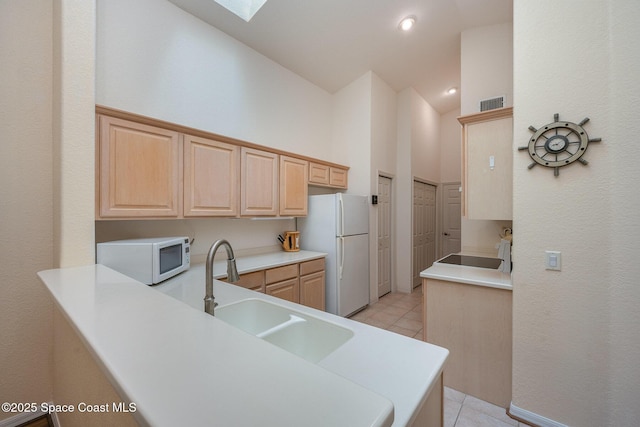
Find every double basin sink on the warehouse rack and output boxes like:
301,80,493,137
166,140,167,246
215,298,353,363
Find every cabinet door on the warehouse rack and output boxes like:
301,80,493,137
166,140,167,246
460,108,513,220
300,271,325,311
308,162,330,185
184,134,239,217
279,155,308,216
98,116,181,218
265,278,300,304
241,147,278,216
329,167,348,188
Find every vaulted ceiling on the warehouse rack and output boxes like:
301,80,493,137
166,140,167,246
168,0,513,114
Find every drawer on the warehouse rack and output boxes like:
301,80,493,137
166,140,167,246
300,258,325,276
265,264,298,284
230,270,265,292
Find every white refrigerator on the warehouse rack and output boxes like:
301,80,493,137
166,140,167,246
297,193,369,317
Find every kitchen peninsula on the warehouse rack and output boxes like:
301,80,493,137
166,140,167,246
38,253,448,426
420,257,512,408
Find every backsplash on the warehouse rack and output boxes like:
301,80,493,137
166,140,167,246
95,217,296,261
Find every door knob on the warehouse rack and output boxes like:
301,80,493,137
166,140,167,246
443,232,450,236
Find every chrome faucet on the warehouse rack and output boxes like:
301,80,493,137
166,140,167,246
204,239,240,316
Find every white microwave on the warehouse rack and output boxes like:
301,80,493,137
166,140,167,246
97,237,190,285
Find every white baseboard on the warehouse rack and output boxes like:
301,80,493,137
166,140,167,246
0,407,49,427
509,402,568,427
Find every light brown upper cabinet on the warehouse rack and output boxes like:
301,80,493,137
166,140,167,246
98,115,181,218
96,107,349,219
183,134,240,217
308,162,348,189
240,147,279,216
279,156,308,216
459,107,513,220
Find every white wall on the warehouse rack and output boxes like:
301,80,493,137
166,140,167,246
460,22,513,116
411,96,441,184
370,73,398,301
96,0,332,162
96,218,294,261
512,0,640,425
96,0,339,257
53,0,96,267
396,88,441,293
0,2,55,417
331,72,372,196
439,108,462,183
460,22,514,255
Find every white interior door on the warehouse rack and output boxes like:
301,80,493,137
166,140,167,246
441,183,461,257
413,181,436,289
377,176,392,297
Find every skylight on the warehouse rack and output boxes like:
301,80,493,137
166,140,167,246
214,0,268,22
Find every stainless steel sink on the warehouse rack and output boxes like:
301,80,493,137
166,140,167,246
215,298,354,363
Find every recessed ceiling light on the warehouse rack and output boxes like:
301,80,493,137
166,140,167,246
214,0,268,22
398,16,416,31
447,87,458,95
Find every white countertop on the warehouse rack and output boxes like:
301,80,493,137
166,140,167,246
38,250,448,427
207,249,329,278
420,255,512,290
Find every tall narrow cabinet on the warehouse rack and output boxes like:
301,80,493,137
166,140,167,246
279,155,308,216
459,107,513,220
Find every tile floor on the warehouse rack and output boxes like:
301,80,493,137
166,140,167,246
350,286,528,427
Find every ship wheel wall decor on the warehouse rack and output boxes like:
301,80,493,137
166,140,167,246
518,113,602,177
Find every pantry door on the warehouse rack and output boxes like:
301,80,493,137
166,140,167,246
413,181,436,289
377,176,392,298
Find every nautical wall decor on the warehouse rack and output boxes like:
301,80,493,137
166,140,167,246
519,113,601,177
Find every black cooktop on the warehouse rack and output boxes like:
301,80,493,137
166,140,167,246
437,254,502,269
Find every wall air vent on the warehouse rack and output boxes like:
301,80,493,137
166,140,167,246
479,95,506,112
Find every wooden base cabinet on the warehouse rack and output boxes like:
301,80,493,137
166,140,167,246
409,373,443,427
224,258,326,310
265,264,300,304
423,278,512,408
227,270,265,293
299,259,326,311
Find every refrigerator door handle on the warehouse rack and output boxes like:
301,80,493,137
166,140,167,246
338,193,345,237
339,236,345,280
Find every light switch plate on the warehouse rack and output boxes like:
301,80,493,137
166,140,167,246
545,251,561,271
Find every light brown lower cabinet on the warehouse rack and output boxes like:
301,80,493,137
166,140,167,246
224,258,326,310
409,373,443,427
230,270,265,292
423,278,512,408
299,259,325,311
265,278,300,303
